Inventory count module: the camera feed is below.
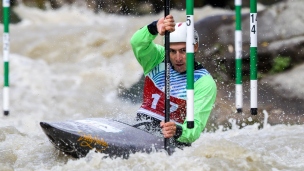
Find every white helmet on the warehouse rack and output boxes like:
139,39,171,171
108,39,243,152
170,22,199,44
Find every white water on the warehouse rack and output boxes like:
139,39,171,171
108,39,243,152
0,4,303,171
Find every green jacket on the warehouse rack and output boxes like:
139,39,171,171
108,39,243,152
130,24,217,143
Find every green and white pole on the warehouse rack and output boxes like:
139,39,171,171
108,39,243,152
250,0,258,115
235,0,242,113
186,0,194,129
3,0,10,116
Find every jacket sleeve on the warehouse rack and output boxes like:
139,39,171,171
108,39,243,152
130,24,165,75
177,74,217,143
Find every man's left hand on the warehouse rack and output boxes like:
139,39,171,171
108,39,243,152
160,121,176,138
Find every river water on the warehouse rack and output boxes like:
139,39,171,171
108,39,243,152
0,4,303,171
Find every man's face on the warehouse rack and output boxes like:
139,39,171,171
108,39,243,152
169,42,198,73
170,42,187,73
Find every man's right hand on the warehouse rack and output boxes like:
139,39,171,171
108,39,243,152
157,15,175,36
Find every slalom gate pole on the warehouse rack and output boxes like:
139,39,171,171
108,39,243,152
235,0,243,113
3,0,10,116
250,0,258,115
186,0,194,128
164,0,171,154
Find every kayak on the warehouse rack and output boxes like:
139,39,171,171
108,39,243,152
40,118,169,158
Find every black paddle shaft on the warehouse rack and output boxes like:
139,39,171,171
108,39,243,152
164,0,171,155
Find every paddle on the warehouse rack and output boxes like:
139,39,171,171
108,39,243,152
164,0,171,155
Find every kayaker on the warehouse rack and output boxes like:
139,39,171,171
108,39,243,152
130,14,217,145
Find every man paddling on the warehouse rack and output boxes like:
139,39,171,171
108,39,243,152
130,15,217,145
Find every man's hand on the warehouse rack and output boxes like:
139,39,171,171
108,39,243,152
157,15,175,36
160,121,176,138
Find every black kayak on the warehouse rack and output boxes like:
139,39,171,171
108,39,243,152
40,118,172,158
